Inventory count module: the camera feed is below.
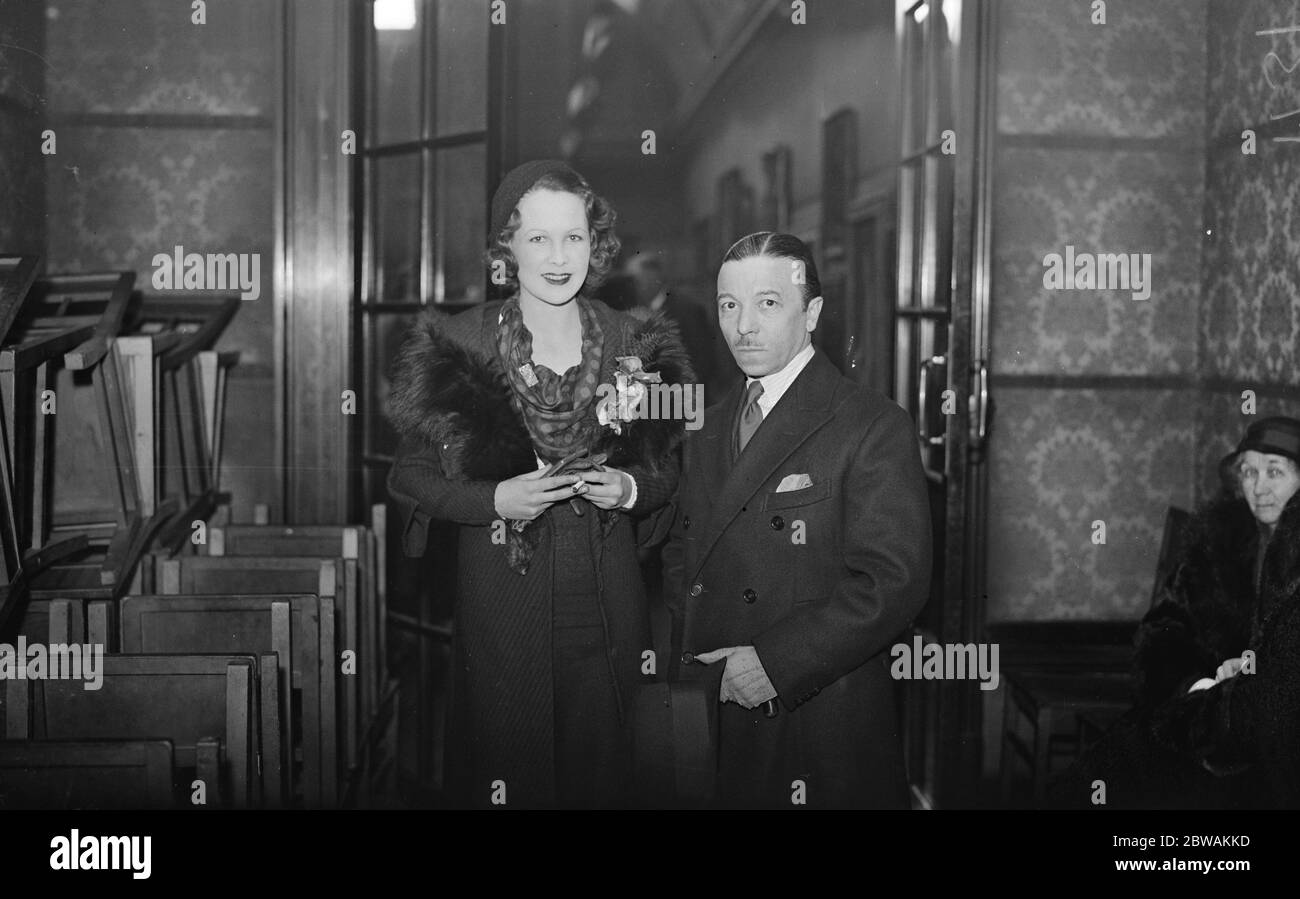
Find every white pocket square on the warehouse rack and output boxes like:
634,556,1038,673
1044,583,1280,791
776,473,813,493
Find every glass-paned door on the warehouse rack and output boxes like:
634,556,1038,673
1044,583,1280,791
894,0,992,809
356,0,501,796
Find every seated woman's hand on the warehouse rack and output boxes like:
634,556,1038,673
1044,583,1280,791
1214,657,1245,684
494,469,584,521
576,468,633,511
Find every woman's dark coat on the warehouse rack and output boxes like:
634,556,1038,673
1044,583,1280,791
1054,492,1300,808
1157,492,1300,807
384,299,690,808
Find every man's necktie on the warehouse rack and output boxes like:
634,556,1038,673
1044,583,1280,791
736,380,765,455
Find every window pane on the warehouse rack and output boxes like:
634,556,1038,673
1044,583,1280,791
933,0,956,142
903,3,928,154
372,153,423,302
896,317,915,413
897,163,915,310
929,150,954,310
433,144,486,303
918,152,936,309
371,0,425,146
435,0,487,136
898,160,926,309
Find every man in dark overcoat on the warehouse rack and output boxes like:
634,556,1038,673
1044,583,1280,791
663,231,932,808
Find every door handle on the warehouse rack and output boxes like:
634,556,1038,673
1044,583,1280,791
916,354,946,448
969,362,989,449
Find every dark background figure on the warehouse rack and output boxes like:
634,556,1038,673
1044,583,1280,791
624,249,724,397
593,272,638,312
609,247,728,644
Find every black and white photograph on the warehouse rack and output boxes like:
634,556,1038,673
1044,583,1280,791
0,0,1297,879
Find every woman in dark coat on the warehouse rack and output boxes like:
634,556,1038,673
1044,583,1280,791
1052,416,1300,808
385,160,692,808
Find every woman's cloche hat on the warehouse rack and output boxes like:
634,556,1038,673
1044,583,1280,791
489,159,581,238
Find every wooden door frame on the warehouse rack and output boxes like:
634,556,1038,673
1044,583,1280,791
937,0,996,808
846,189,898,392
282,0,358,524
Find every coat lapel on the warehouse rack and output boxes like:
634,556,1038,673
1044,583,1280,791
698,379,743,509
692,351,838,577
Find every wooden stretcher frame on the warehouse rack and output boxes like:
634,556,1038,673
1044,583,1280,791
0,739,175,810
115,593,324,810
124,294,240,554
4,653,259,808
3,271,174,604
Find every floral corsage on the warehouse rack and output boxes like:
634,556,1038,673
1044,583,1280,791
596,355,661,435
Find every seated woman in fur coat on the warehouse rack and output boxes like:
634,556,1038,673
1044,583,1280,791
385,160,693,808
1051,416,1300,808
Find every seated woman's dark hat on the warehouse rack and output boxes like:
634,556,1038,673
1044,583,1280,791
1219,416,1300,482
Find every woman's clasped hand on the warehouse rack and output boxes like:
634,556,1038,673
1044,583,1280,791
493,469,587,521
493,466,633,520
572,468,633,510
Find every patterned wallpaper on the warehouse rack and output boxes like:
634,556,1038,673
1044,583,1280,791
998,0,1208,139
1201,0,1300,385
991,146,1203,376
990,0,1298,622
988,0,1210,621
43,126,274,367
984,386,1300,621
43,0,275,115
986,388,1198,620
1200,143,1300,384
1206,0,1300,139
44,127,272,264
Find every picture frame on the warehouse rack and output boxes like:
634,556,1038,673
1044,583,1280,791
761,145,792,231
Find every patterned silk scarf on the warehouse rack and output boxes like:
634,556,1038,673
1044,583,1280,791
495,296,605,464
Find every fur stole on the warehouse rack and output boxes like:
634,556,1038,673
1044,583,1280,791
386,300,694,485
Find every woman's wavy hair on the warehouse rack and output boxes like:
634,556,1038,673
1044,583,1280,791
485,168,621,295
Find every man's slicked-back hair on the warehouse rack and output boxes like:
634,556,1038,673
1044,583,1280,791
720,231,822,307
